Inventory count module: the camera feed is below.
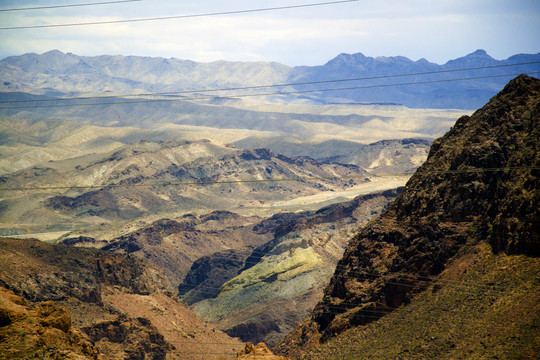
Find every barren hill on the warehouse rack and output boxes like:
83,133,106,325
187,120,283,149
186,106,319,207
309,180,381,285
276,75,540,358
0,138,373,239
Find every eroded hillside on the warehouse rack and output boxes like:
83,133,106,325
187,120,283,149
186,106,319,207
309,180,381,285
0,237,245,359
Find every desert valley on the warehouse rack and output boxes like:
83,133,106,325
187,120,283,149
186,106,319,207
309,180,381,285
0,46,539,360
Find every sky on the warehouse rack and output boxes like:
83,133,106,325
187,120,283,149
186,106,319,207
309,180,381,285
0,0,539,66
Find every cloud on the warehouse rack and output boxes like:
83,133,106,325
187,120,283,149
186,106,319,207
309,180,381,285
0,0,538,65
1,14,369,64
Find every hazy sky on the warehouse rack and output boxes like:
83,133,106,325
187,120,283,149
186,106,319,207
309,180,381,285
0,0,539,66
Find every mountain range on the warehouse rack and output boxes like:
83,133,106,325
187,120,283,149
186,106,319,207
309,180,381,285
1,49,539,108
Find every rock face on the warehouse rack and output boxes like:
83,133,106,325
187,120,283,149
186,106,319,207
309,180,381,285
276,75,540,355
0,287,99,359
0,237,172,304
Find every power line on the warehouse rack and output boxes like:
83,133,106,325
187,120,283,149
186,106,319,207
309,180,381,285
1,166,537,192
0,0,142,12
0,0,360,30
177,269,509,298
0,173,368,191
3,216,538,245
1,71,538,110
175,247,532,297
1,61,538,105
106,259,532,343
2,216,535,348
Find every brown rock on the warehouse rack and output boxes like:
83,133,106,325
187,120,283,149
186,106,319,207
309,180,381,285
0,287,99,359
35,300,72,333
235,342,289,359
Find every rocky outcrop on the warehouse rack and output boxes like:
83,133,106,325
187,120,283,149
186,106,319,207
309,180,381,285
0,287,99,359
59,235,108,247
234,342,289,360
0,237,175,359
0,237,246,360
276,75,540,356
82,315,171,360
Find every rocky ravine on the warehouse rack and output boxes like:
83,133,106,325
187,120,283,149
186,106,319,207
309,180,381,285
276,75,540,357
98,211,274,289
181,189,401,346
63,188,400,347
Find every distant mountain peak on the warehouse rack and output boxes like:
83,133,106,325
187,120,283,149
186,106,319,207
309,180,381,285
443,49,497,67
466,48,493,58
324,52,368,66
44,49,65,56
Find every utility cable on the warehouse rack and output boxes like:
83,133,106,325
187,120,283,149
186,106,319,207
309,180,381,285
0,0,142,12
0,166,536,192
1,71,538,110
1,61,538,105
176,265,511,298
0,0,360,30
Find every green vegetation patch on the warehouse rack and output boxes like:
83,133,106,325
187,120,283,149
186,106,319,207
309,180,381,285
222,247,323,292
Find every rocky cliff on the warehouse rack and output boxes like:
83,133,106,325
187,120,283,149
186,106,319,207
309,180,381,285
276,74,540,357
